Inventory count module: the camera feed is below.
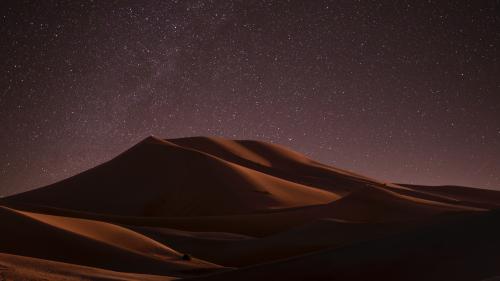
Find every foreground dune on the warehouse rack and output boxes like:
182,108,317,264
2,136,500,280
131,218,411,267
0,206,222,277
0,252,174,281
186,210,500,281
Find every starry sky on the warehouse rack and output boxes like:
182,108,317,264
1,0,499,195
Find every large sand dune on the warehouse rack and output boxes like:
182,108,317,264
2,136,500,280
5,136,339,217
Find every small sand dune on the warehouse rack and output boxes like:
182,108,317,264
0,252,174,281
399,184,500,208
0,206,222,277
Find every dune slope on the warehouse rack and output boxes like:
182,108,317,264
0,206,221,277
0,252,174,281
5,137,339,217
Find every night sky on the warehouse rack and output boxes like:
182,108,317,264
1,1,499,195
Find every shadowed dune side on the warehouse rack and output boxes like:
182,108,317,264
126,184,482,237
3,183,481,238
0,206,222,277
132,219,409,267
322,184,483,221
381,184,500,210
399,184,500,208
0,252,175,281
138,184,483,237
168,136,381,194
186,210,500,281
168,136,377,181
4,136,339,217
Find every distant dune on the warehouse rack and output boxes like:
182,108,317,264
1,136,500,280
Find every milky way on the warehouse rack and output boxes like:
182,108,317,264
1,1,499,195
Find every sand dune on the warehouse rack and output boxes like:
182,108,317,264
1,183,487,238
2,136,500,280
188,210,500,281
131,218,410,267
5,136,339,217
169,136,378,194
0,206,222,277
400,184,500,208
0,252,174,281
171,136,384,180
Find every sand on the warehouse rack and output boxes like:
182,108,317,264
2,136,499,280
